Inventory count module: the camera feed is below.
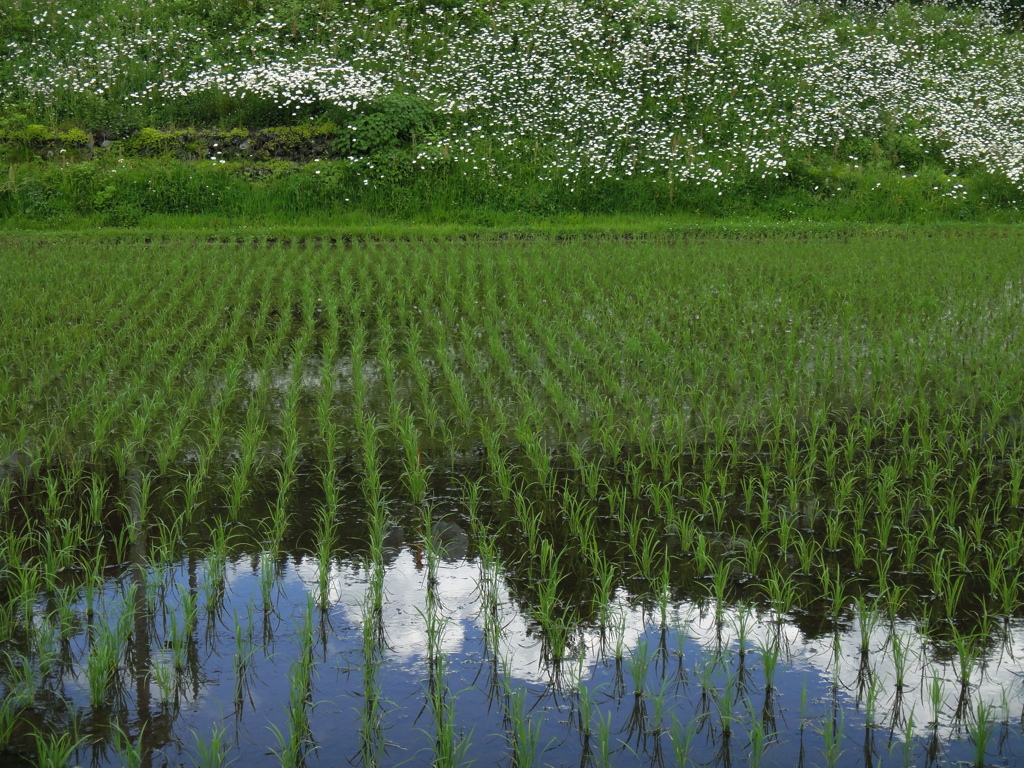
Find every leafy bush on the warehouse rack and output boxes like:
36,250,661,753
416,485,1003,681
331,93,439,157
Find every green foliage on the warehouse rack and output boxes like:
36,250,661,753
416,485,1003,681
332,93,439,157
1,147,1021,227
124,127,179,157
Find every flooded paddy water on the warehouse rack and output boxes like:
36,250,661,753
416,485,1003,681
2,234,1024,767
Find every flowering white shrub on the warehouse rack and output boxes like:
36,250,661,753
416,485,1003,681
5,0,1024,189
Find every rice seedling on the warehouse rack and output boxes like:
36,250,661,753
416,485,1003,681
111,722,147,768
190,722,235,768
4,233,1024,767
3,651,41,709
668,715,700,768
0,698,20,756
269,655,317,768
746,702,770,768
33,726,87,768
591,709,616,768
85,614,126,707
889,630,911,694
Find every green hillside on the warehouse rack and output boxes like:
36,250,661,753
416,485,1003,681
2,0,1024,225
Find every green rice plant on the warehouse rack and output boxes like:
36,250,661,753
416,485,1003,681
1006,450,1023,508
889,630,911,692
513,420,548,484
758,634,781,694
574,672,597,739
222,464,252,521
592,709,615,768
926,674,945,729
577,451,603,501
646,674,675,739
792,532,822,576
821,706,845,768
899,710,916,768
430,680,474,768
85,617,124,707
176,467,205,521
149,649,177,708
774,505,797,556
190,722,235,768
0,697,19,755
0,475,15,511
627,639,652,697
635,528,666,584
86,472,109,526
930,563,967,618
821,565,851,622
733,602,757,660
760,565,797,617
204,516,233,578
33,613,61,679
32,726,86,768
358,545,387,767
823,509,848,553
987,555,1021,616
271,638,317,768
706,557,737,632
854,598,881,660
167,604,192,673
716,665,737,737
41,473,68,524
111,722,147,768
862,666,882,731
951,627,984,693
694,657,717,718
507,686,545,768
255,497,287,559
512,493,542,559
125,468,156,526
3,651,40,709
747,703,770,768
968,694,994,767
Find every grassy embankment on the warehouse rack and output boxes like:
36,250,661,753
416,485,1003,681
2,0,1024,230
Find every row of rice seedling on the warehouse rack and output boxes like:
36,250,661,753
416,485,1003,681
2,232,1024,765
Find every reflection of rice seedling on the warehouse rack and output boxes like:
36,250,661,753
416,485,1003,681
258,551,278,616
232,605,256,708
889,630,912,693
312,502,339,611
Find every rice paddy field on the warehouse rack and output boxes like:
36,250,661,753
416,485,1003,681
2,230,1024,767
